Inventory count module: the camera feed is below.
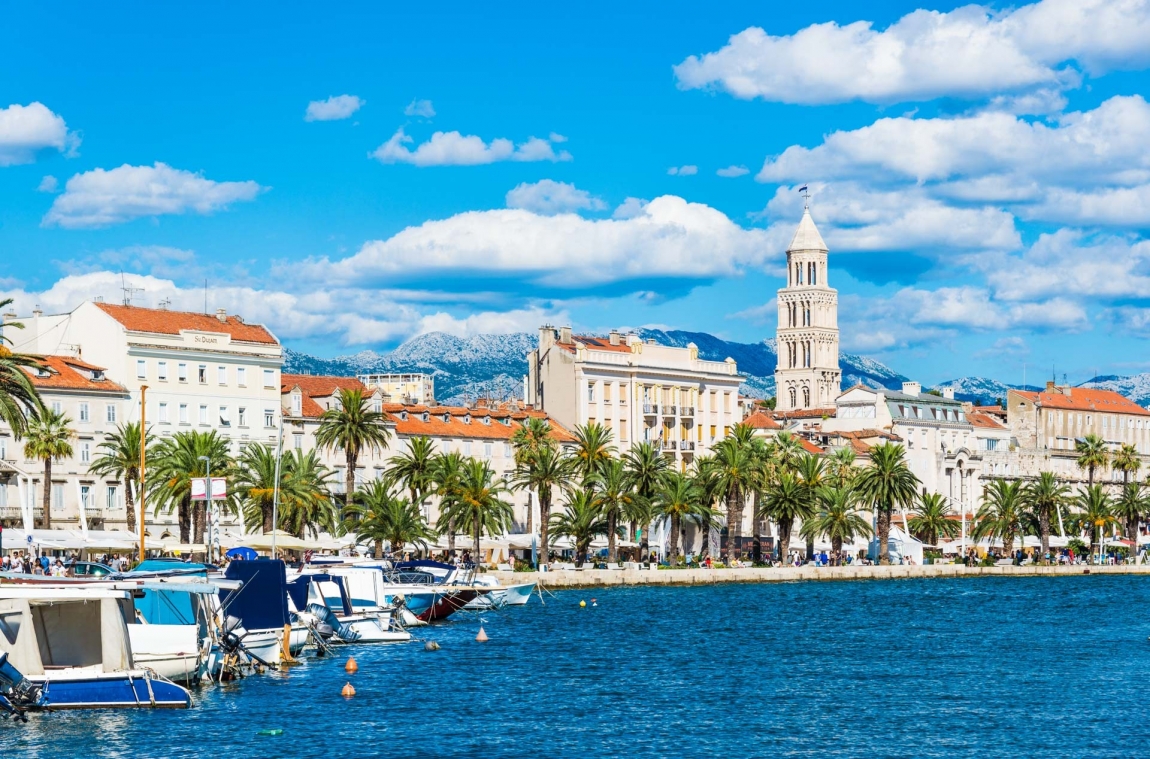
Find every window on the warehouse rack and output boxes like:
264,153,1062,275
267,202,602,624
51,484,64,511
51,401,62,415
504,443,512,458
237,367,247,386
80,485,91,510
483,443,492,459
178,363,187,382
106,404,117,424
238,407,247,427
80,441,90,463
291,395,302,416
263,369,274,388
463,441,472,456
137,359,146,378
158,361,168,380
219,406,230,426
179,403,189,424
159,402,169,423
197,365,207,383
0,437,6,459
199,404,208,424
587,383,595,402
79,402,89,422
218,366,227,384
264,408,275,428
293,434,303,450
106,486,118,510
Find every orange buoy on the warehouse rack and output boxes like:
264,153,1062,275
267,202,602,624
341,682,356,698
476,626,489,642
345,656,358,674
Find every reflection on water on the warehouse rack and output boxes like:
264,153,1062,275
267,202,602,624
7,576,1150,758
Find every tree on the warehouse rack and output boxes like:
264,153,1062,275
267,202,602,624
147,431,232,544
622,440,670,553
348,478,435,558
907,492,959,547
315,387,391,513
23,409,74,530
387,436,436,511
1072,484,1116,560
829,447,857,488
0,301,44,439
801,485,873,554
511,443,576,568
708,423,756,564
548,488,607,567
1112,481,1150,558
1112,443,1141,486
278,448,338,539
431,451,467,554
233,443,282,534
796,452,827,561
510,417,552,533
853,442,921,565
572,421,615,484
1075,433,1109,486
746,437,773,562
652,471,699,562
762,471,812,562
973,479,1025,556
589,457,641,563
89,421,153,532
438,458,513,565
1021,472,1069,560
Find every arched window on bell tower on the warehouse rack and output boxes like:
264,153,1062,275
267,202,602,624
789,387,797,407
802,386,810,406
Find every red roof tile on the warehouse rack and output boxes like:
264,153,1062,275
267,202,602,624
282,374,369,418
1013,388,1150,417
383,403,576,443
24,355,127,393
967,411,1007,429
95,303,278,345
743,411,782,430
556,335,632,354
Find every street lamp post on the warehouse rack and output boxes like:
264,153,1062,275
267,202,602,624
199,455,212,563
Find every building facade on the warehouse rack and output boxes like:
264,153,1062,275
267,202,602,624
525,326,744,465
775,205,841,411
358,373,434,405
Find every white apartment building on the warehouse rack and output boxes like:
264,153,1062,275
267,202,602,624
358,373,434,405
525,326,744,465
0,355,131,531
13,301,284,534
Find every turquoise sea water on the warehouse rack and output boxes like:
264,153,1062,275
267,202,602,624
7,576,1150,757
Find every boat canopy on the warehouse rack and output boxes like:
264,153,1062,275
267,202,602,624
220,560,290,631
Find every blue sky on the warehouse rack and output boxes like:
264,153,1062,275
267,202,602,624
2,0,1150,388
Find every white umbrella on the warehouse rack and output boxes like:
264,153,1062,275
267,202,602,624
241,530,313,551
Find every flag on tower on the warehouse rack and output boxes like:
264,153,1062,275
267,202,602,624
798,185,808,193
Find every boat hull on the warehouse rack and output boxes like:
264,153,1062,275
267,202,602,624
33,671,191,709
418,590,481,622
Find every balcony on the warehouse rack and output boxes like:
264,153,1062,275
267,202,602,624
661,439,677,451
664,405,677,416
681,406,695,416
680,441,695,451
0,506,42,521
643,404,659,415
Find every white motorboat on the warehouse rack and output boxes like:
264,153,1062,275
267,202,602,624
463,574,536,608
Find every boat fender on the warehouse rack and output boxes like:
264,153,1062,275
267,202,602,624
424,641,441,651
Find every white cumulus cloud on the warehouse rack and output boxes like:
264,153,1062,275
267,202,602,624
305,95,364,122
717,165,750,178
674,0,1150,105
37,175,58,193
667,165,697,176
505,179,606,215
0,102,78,166
403,99,436,118
371,128,572,167
42,162,265,229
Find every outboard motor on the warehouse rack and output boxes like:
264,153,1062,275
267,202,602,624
0,652,40,722
305,602,359,642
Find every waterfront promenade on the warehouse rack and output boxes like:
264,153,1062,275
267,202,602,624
494,563,1150,588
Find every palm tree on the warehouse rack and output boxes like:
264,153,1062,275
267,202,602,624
23,409,74,530
348,478,435,558
431,451,467,554
853,442,920,565
387,436,436,511
746,437,773,563
973,479,1025,556
278,448,338,539
1075,433,1109,486
438,458,513,565
623,441,670,555
829,447,857,487
511,444,576,568
1021,472,1069,560
511,417,552,533
315,387,391,513
801,485,873,554
549,488,607,567
572,421,615,484
0,302,44,439
589,457,640,563
233,443,281,533
708,423,756,564
89,421,153,532
147,430,232,544
907,492,959,547
1112,481,1149,558
762,471,812,562
1112,443,1141,486
796,452,827,562
652,470,699,562
1072,484,1116,560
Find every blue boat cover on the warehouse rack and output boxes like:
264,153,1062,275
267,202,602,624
395,559,454,572
136,586,197,626
133,559,211,574
221,560,289,631
226,547,259,561
285,574,353,615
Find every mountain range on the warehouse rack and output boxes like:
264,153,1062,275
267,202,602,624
283,330,1150,407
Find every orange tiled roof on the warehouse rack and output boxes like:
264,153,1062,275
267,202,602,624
970,404,1006,414
1014,387,1150,417
282,374,369,418
768,407,836,420
743,411,782,430
556,335,632,354
967,410,1007,429
95,302,278,345
799,438,825,454
383,402,576,443
24,355,127,393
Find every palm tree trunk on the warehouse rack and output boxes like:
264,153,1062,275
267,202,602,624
725,486,739,564
344,449,356,513
262,503,274,534
374,538,383,559
125,475,137,532
607,509,617,563
778,517,792,562
447,517,456,555
193,501,206,545
877,506,892,565
526,492,534,535
670,513,681,561
752,490,762,563
539,489,551,570
1039,508,1051,562
178,495,191,544
42,458,52,530
806,534,815,564
473,511,481,569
